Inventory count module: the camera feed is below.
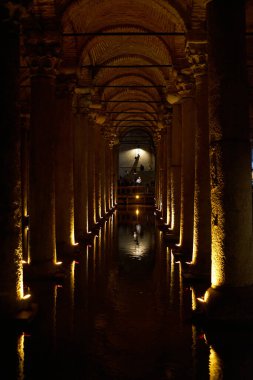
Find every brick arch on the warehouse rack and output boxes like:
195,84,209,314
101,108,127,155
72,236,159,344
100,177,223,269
94,73,166,89
80,26,173,67
106,102,159,115
61,0,187,72
62,0,186,34
92,56,169,90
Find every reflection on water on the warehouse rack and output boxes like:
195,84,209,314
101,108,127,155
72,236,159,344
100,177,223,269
17,332,25,380
4,208,253,379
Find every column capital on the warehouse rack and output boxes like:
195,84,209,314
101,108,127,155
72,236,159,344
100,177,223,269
103,126,118,148
72,92,91,114
25,39,61,77
23,15,61,77
186,38,208,78
176,73,195,98
90,110,107,126
56,74,77,98
153,131,162,146
0,2,28,25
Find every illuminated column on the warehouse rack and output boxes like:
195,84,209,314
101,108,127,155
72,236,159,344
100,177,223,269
55,75,76,250
170,104,182,238
0,6,24,314
87,119,96,230
186,40,211,278
177,93,195,254
73,95,89,238
100,135,106,216
154,132,162,210
161,127,169,223
166,122,172,226
204,0,253,320
20,113,30,263
105,142,110,212
108,142,115,209
93,124,101,222
26,32,61,272
112,144,118,207
104,126,116,210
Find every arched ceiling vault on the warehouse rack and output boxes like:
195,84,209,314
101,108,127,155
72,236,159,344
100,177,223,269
59,0,192,143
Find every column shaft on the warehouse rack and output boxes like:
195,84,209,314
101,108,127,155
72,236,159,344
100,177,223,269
73,113,89,238
55,86,75,248
87,123,96,230
201,0,253,322
207,0,253,287
20,115,30,263
178,98,195,252
30,75,57,265
170,104,182,237
0,16,23,309
166,126,172,226
191,74,211,273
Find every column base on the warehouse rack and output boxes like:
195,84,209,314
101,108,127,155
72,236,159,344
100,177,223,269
57,242,80,259
197,285,253,325
24,261,66,281
0,294,38,326
158,223,170,232
182,262,211,282
171,245,192,259
163,231,179,244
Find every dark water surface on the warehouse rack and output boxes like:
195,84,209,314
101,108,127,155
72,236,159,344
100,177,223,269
3,207,253,379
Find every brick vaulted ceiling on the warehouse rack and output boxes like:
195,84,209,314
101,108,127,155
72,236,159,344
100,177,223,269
21,0,253,141
59,0,194,139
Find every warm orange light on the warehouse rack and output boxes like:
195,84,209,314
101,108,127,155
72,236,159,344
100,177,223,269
22,294,31,300
136,195,140,199
56,261,62,266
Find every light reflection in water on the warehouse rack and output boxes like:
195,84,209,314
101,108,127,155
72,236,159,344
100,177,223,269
70,261,76,335
118,208,154,260
178,261,183,321
209,347,223,380
166,246,170,289
170,251,175,304
53,284,58,349
18,207,253,380
17,333,25,380
86,245,89,285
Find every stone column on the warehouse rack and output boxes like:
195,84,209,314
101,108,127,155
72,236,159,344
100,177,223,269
73,94,90,239
0,5,25,315
154,132,162,211
87,119,96,231
203,0,253,321
55,75,76,253
105,128,116,211
93,124,102,223
26,36,60,275
175,95,195,255
20,113,30,263
185,40,211,278
169,104,182,239
157,126,168,226
104,141,111,212
161,129,168,222
166,123,172,226
112,144,118,208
